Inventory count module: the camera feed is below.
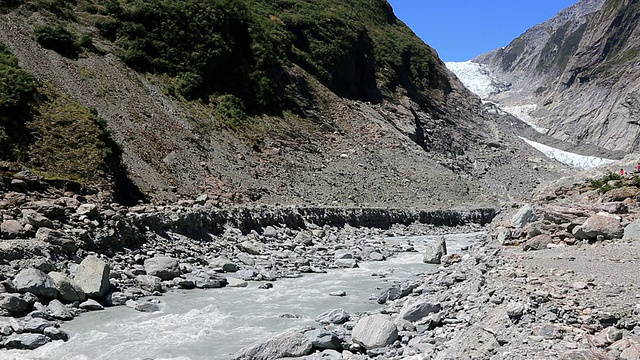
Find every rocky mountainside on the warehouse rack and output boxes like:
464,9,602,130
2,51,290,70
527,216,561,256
475,0,640,154
0,0,568,208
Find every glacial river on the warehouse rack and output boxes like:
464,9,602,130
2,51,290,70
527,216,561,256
3,232,484,360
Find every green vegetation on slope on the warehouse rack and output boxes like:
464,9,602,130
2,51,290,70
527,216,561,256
89,0,449,114
0,42,121,186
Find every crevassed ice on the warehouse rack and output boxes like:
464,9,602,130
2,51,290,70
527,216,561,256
445,61,501,99
519,136,615,170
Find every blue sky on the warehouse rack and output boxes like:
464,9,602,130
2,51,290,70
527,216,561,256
387,0,578,62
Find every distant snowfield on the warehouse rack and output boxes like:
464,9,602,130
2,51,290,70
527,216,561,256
446,61,613,170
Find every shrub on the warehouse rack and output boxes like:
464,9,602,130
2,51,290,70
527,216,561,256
34,24,80,58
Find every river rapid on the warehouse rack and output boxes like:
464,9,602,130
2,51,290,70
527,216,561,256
4,232,484,360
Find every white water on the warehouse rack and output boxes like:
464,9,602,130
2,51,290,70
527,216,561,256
3,233,483,360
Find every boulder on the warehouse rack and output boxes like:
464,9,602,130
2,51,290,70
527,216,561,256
237,241,265,255
75,255,110,298
13,268,59,298
44,326,69,341
304,328,342,350
523,234,553,251
76,203,98,217
1,219,24,239
23,318,57,333
135,275,163,292
21,209,54,229
334,258,358,268
377,282,417,304
135,301,162,312
209,257,238,272
105,292,129,306
235,328,313,360
423,237,447,264
398,298,442,322
573,215,623,240
351,314,398,350
623,219,640,241
79,299,104,310
48,271,86,302
144,256,180,280
35,228,76,253
4,333,50,350
47,299,73,320
602,186,640,202
511,204,537,228
0,293,31,315
315,309,350,325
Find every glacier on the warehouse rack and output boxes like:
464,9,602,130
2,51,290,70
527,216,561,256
446,61,613,170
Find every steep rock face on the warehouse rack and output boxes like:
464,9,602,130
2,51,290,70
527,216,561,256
0,1,567,206
476,0,640,153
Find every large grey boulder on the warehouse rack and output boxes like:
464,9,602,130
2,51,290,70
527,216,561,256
23,318,57,333
377,282,417,304
315,309,350,325
47,299,73,320
1,219,24,239
135,275,163,292
351,314,398,349
511,204,537,228
209,257,238,272
13,268,59,298
573,215,623,240
304,329,342,350
623,219,640,241
75,256,110,298
144,256,180,280
237,241,265,255
21,209,54,229
4,333,50,350
423,237,447,264
0,293,31,315
398,299,442,322
49,271,86,302
235,328,313,360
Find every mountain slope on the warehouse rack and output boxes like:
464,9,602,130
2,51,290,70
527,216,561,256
0,0,568,207
475,0,640,154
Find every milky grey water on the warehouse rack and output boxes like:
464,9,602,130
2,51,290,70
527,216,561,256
2,232,484,360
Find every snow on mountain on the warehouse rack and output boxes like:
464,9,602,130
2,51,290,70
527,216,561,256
445,61,507,99
519,137,614,170
500,104,549,134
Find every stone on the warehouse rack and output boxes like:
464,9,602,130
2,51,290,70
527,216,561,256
237,241,265,255
209,257,238,272
315,309,350,325
511,204,537,228
44,326,69,341
144,256,181,280
1,219,24,239
398,298,442,322
75,255,110,298
423,237,447,264
76,203,98,217
334,258,358,268
304,328,342,350
135,275,163,292
263,226,278,238
226,278,248,288
623,219,640,241
35,228,76,253
329,291,346,297
135,301,162,312
573,215,623,240
79,299,104,310
23,318,57,333
105,291,129,306
4,333,50,350
294,232,313,246
507,302,525,318
377,282,417,304
13,268,59,298
47,299,73,320
351,314,398,350
48,272,86,302
0,293,31,315
22,209,54,229
235,328,313,360
523,234,553,251
602,186,640,202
